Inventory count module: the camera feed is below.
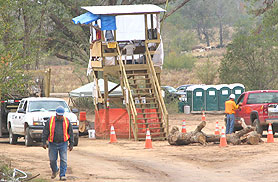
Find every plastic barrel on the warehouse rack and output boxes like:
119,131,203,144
79,111,86,121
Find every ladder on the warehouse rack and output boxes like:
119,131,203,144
116,44,169,141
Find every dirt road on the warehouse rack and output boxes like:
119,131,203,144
1,113,278,182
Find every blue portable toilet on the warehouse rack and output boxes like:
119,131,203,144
218,84,231,111
186,85,205,112
230,83,245,102
205,85,219,111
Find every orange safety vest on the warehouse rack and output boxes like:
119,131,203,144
48,116,70,142
225,99,239,114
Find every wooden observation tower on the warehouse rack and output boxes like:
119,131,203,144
73,4,168,140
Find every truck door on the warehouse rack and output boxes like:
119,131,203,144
14,100,27,133
235,94,246,122
18,101,27,134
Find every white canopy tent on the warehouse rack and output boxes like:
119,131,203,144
69,79,122,97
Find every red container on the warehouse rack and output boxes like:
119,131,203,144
79,111,86,121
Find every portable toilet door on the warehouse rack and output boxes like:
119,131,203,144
218,84,231,111
186,88,193,112
230,83,245,102
187,85,205,112
205,86,218,111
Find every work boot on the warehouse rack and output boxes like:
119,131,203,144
51,168,59,179
60,176,67,181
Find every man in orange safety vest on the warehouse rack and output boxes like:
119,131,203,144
42,106,74,181
225,94,239,134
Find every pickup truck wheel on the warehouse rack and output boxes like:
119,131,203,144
9,128,18,144
253,119,263,135
25,127,33,147
73,135,79,146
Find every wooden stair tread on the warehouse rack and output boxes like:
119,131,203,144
137,122,163,125
137,116,161,120
135,102,157,105
138,127,164,130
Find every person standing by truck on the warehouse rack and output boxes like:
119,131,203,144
225,94,239,134
42,106,74,181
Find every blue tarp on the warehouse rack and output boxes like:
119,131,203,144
72,12,116,30
72,12,99,25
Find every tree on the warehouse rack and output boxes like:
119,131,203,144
195,58,218,84
0,0,35,99
219,1,278,90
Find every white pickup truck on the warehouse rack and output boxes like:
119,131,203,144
7,97,79,146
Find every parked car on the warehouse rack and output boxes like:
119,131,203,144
161,86,186,101
176,84,193,92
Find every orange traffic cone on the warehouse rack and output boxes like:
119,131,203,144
201,111,206,121
219,126,227,147
145,128,153,149
181,120,187,133
109,125,117,143
215,121,220,135
267,123,274,143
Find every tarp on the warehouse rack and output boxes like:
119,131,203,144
69,79,122,97
72,12,99,25
72,12,116,30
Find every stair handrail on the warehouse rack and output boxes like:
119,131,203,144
116,44,138,140
145,47,169,136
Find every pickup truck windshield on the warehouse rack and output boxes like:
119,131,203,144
247,92,278,104
28,101,70,112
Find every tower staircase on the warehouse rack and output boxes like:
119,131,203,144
116,45,169,141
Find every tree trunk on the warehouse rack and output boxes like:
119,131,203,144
168,121,260,145
203,31,210,47
168,121,207,145
219,19,223,47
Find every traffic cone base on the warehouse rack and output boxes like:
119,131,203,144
109,125,117,143
145,129,153,149
267,123,274,143
201,111,206,121
181,120,187,133
219,126,227,147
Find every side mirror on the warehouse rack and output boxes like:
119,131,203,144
72,108,79,113
18,108,25,114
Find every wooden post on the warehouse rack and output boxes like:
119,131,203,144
144,14,148,41
44,68,51,97
104,75,109,139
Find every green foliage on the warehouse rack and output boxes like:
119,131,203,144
72,97,95,111
219,2,278,90
196,58,218,84
164,52,195,70
165,99,179,114
219,33,278,90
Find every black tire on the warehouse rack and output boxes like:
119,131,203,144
25,127,33,147
73,135,79,146
252,119,263,135
9,128,18,145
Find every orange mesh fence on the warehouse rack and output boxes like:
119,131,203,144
95,108,160,139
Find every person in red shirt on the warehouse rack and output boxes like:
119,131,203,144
225,94,239,134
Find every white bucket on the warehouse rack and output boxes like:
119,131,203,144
184,105,190,114
88,129,96,139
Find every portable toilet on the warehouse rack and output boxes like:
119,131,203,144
186,85,205,112
230,83,245,102
205,85,219,111
218,84,231,111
